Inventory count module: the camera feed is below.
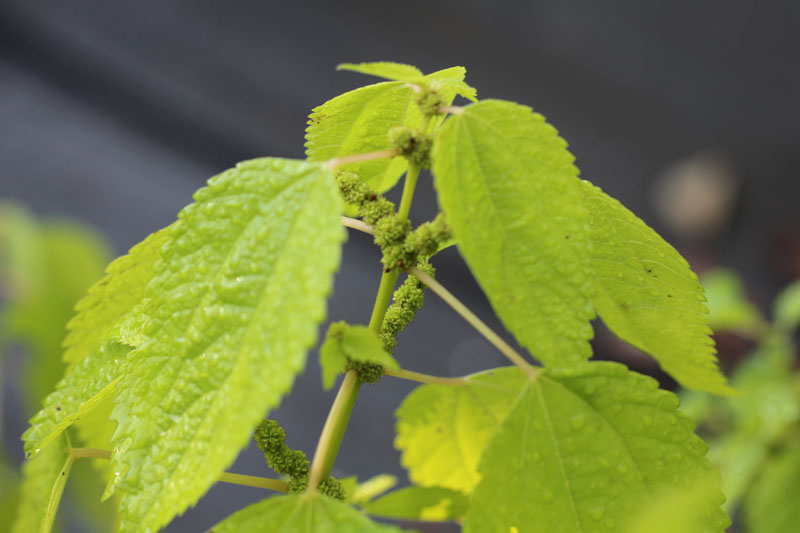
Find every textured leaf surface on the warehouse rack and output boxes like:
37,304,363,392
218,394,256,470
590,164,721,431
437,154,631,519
395,367,526,492
210,494,402,533
23,341,131,456
363,486,468,522
63,225,172,365
744,447,800,533
583,181,731,394
306,67,470,192
109,158,344,532
432,100,594,367
11,433,70,533
320,323,399,389
464,362,728,533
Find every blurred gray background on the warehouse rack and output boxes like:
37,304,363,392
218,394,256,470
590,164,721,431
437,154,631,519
1,1,798,531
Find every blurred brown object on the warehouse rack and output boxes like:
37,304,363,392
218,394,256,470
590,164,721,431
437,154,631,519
653,152,740,241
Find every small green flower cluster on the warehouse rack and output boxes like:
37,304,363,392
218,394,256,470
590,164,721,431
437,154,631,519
254,419,345,500
415,87,448,117
388,126,433,168
379,261,436,353
335,172,452,274
345,359,385,384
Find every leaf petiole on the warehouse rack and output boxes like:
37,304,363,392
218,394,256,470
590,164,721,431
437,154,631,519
408,266,538,377
382,367,468,386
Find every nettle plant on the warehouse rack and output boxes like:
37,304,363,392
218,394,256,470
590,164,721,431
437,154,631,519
15,62,734,532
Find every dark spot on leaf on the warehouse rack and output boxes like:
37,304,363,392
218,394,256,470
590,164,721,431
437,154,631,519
620,303,629,310
55,406,61,411
564,235,570,239
667,294,673,298
435,426,443,434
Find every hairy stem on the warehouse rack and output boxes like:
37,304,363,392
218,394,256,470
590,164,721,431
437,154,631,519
65,448,288,493
409,267,537,376
383,367,468,386
307,371,360,489
397,163,421,220
341,216,374,235
326,149,398,169
308,162,424,491
218,472,289,493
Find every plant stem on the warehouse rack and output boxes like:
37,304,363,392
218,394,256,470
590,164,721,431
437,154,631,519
308,162,424,491
397,163,421,220
383,367,467,386
218,472,289,493
327,149,398,169
408,267,537,376
64,448,287,493
341,216,374,235
43,454,75,533
70,447,111,460
307,370,360,489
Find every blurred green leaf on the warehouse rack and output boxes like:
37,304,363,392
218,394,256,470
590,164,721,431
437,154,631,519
701,269,764,334
773,279,800,331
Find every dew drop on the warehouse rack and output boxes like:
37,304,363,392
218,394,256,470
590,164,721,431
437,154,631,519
570,413,586,430
589,506,605,520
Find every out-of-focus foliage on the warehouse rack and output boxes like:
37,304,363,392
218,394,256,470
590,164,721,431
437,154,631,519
683,269,800,532
0,201,113,531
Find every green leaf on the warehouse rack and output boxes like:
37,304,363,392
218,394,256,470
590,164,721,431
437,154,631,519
23,341,131,457
338,63,477,102
395,366,527,492
319,323,399,389
583,181,732,394
464,362,728,533
363,486,468,522
63,224,172,365
337,62,424,81
306,67,471,193
773,279,800,331
3,221,110,406
23,224,172,458
701,269,764,334
11,433,71,533
108,158,345,532
744,447,800,533
624,475,724,533
210,493,403,532
431,99,594,367
0,201,43,301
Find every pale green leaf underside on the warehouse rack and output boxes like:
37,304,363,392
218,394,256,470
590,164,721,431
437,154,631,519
395,367,527,492
23,341,131,456
305,67,469,193
363,486,469,522
465,362,728,533
11,433,70,533
582,181,731,394
63,224,172,365
744,447,800,533
109,158,345,532
432,99,595,367
210,494,403,533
